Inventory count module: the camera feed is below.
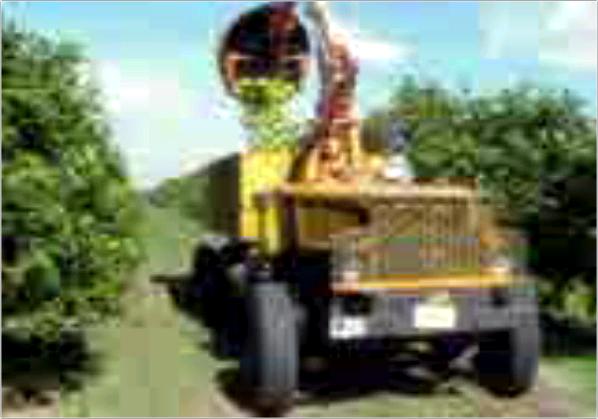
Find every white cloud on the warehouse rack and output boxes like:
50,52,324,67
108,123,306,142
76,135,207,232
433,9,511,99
539,1,597,71
481,1,597,72
480,2,541,60
327,16,413,64
96,61,193,118
352,37,412,63
90,60,242,189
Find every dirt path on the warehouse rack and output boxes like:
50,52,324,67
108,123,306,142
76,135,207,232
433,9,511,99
535,380,574,418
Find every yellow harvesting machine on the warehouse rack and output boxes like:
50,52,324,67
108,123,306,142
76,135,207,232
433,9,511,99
193,2,540,414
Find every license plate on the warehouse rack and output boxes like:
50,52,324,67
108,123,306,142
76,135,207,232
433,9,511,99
414,302,456,329
329,316,367,339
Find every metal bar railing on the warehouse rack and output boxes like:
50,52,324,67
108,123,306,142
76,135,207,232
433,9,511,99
331,199,492,280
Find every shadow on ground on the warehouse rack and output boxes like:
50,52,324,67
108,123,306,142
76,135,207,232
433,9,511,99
540,312,596,357
2,330,101,412
216,350,472,415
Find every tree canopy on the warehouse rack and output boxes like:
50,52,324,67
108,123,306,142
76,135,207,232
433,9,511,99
2,22,142,341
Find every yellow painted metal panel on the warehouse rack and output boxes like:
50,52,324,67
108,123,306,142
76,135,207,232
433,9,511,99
295,204,364,248
201,153,240,236
238,149,385,250
239,148,296,246
331,272,514,294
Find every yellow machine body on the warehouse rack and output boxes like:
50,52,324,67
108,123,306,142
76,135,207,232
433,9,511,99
202,148,383,247
202,141,514,291
201,5,540,406
202,147,514,292
240,148,296,249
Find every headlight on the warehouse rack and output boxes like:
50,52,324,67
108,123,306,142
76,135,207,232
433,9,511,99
333,240,361,283
485,255,513,274
338,268,360,283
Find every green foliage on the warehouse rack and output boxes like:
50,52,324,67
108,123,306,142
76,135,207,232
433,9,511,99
236,77,302,149
146,174,208,223
2,22,142,341
365,76,596,322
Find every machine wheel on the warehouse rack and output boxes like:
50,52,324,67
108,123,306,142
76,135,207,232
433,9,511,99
475,318,539,396
242,281,298,414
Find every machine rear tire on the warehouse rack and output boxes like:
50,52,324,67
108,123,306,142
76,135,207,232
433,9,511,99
243,282,298,414
475,319,539,396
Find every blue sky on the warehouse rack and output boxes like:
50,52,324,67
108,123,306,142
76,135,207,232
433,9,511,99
3,1,597,188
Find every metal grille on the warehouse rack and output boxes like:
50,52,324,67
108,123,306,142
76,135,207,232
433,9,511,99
331,198,483,280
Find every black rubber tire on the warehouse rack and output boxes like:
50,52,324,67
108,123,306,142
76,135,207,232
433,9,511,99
242,282,298,414
475,318,540,396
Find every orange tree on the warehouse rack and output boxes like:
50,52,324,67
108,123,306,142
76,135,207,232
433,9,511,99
2,22,142,343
